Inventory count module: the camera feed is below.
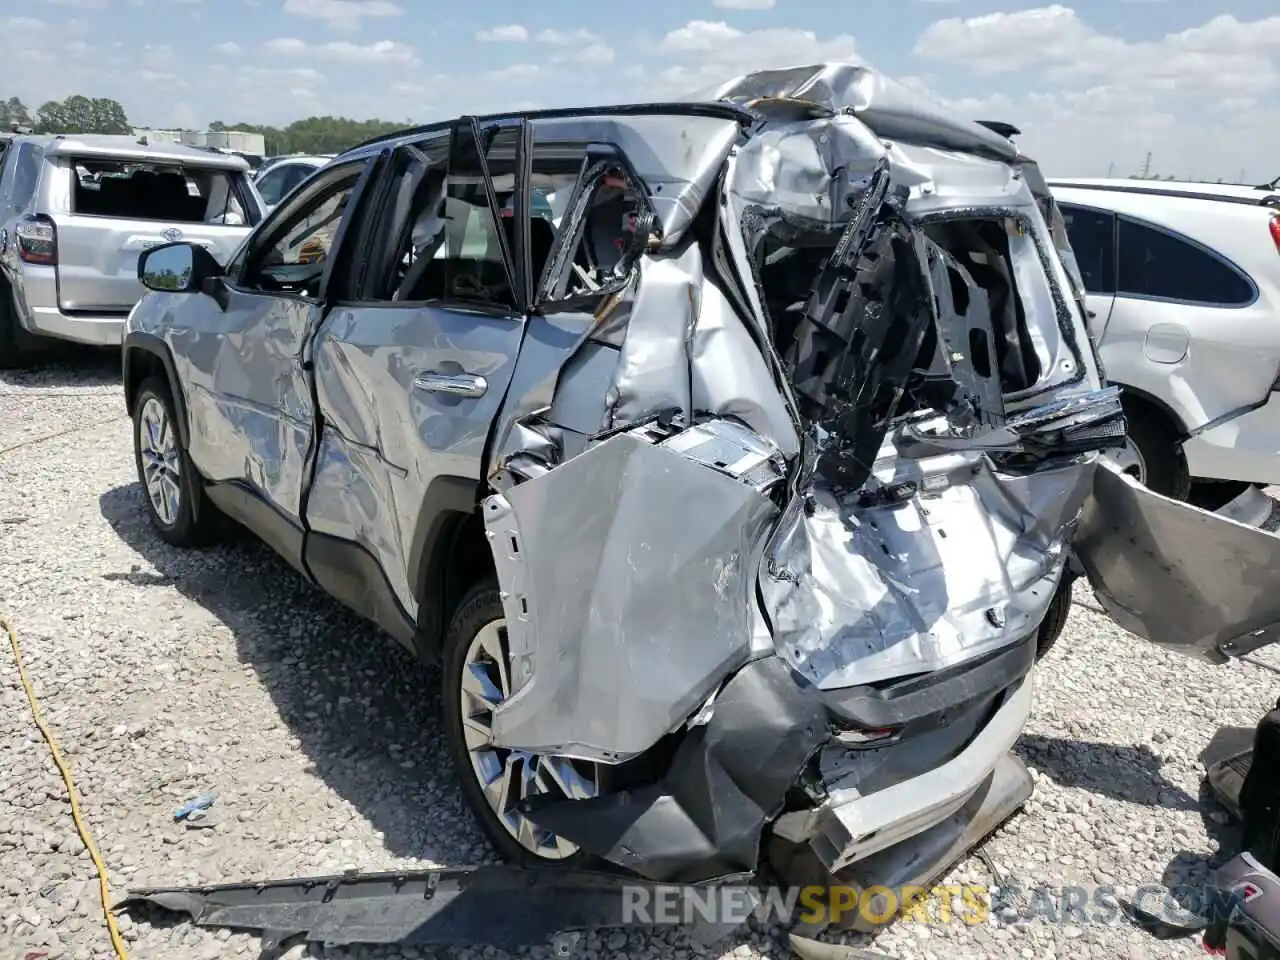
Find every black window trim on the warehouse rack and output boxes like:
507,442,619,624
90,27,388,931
1057,199,1118,297
224,153,383,305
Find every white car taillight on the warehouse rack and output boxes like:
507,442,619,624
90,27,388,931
15,215,56,266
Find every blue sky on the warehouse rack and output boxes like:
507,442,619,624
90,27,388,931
3,0,1278,181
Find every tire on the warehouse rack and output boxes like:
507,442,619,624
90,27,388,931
1122,402,1191,501
0,283,32,371
131,375,219,547
1034,574,1073,661
441,580,605,866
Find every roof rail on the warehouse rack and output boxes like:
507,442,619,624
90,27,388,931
1049,179,1280,209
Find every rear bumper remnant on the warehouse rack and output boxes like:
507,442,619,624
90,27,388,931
115,866,762,955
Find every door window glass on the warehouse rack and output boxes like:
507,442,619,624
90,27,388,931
1059,203,1115,295
254,164,293,207
1117,216,1255,306
242,167,361,296
386,122,517,310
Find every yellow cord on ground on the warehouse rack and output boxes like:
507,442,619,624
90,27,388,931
4,614,130,960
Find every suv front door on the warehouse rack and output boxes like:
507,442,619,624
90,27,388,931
302,118,529,639
175,154,383,571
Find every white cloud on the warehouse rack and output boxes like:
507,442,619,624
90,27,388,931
535,28,601,45
281,0,401,32
653,20,859,94
476,24,529,43
5,6,1277,184
263,36,415,64
553,43,616,67
485,63,541,81
712,0,776,8
911,7,1280,179
39,0,108,7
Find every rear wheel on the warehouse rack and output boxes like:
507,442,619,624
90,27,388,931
131,376,220,547
0,283,36,370
1034,574,1073,661
1110,402,1191,501
441,580,604,865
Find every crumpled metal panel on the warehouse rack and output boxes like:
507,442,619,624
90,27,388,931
729,115,888,226
1075,460,1280,664
761,454,1087,687
531,115,743,248
604,245,701,429
690,62,1018,163
481,427,779,762
486,309,599,487
689,269,801,458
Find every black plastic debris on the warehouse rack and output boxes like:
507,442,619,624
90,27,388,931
115,865,761,955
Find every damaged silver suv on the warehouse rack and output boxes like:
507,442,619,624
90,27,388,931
121,63,1280,923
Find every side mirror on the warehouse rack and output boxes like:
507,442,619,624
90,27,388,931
138,241,223,293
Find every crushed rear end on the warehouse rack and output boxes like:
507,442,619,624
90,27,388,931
474,62,1129,908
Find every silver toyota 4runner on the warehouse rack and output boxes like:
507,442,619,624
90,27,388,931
0,134,263,366
118,62,1280,923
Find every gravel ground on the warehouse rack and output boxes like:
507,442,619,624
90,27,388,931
3,352,1280,960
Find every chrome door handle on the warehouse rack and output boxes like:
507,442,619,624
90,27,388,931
412,372,488,398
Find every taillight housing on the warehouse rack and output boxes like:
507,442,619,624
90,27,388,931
15,214,56,265
1270,213,1280,254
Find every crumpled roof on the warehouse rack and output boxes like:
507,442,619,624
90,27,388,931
688,61,1020,164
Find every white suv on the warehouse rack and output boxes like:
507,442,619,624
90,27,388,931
1049,178,1280,505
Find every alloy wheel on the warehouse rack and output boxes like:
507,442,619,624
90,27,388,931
459,619,599,859
1103,437,1146,484
139,396,182,526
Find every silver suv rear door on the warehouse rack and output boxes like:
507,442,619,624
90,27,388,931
304,118,529,618
49,154,256,315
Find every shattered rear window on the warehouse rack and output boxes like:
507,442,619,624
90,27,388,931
69,157,248,225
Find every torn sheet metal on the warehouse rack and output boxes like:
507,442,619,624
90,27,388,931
115,867,760,954
521,655,830,882
761,452,1087,688
481,422,780,762
690,273,802,458
728,114,889,227
1074,460,1280,663
604,244,700,429
486,310,601,488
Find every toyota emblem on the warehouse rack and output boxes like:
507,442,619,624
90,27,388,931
162,228,183,242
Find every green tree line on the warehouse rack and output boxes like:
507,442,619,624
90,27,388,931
208,117,406,155
4,93,410,155
1,95,131,134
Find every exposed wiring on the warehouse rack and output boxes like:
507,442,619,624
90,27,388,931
4,614,130,960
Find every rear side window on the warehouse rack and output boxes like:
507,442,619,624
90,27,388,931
68,157,248,225
255,163,313,207
1117,216,1255,306
1059,203,1115,295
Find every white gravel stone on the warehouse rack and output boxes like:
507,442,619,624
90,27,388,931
3,354,1277,959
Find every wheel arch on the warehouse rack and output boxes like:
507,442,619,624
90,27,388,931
1115,382,1187,439
408,475,497,664
123,332,191,448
